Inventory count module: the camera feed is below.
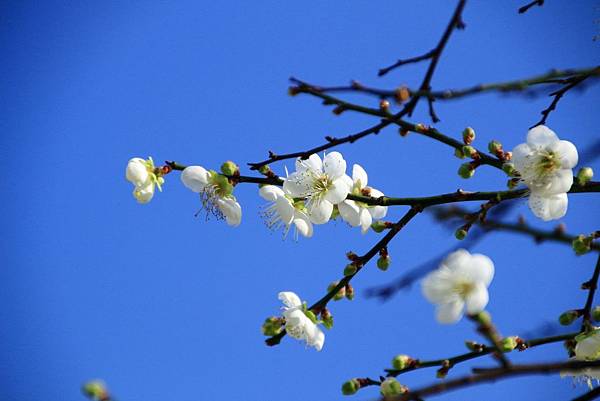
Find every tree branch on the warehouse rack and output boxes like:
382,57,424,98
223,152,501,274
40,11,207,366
581,254,600,331
518,0,545,14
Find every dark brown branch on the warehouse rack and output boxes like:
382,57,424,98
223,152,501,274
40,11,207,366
572,386,600,401
532,73,591,128
581,254,600,331
377,51,435,77
518,0,544,14
392,360,600,400
266,207,421,346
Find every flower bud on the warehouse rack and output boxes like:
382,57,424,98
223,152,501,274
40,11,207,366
261,317,283,336
220,161,239,176
507,178,519,189
465,340,484,352
346,251,359,261
458,162,475,179
502,163,516,177
455,228,468,240
577,167,594,186
344,263,358,276
211,173,234,196
258,164,272,175
488,140,503,154
379,99,391,113
395,86,410,103
572,235,592,256
391,354,411,370
82,380,109,401
462,127,475,144
345,284,355,300
454,147,466,159
592,306,600,322
500,336,518,352
559,310,580,326
415,123,427,133
371,221,388,233
377,256,391,271
380,378,407,397
462,145,478,159
321,308,334,329
341,379,360,395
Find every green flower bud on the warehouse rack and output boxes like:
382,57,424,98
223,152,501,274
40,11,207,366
462,145,477,159
344,263,358,276
345,284,355,300
573,235,592,256
577,167,594,186
341,379,360,395
371,221,388,233
380,377,407,397
458,162,475,179
377,256,391,271
502,163,516,177
462,127,475,144
488,140,502,154
500,336,518,352
465,340,483,351
304,309,318,324
391,354,411,370
261,317,283,336
507,178,519,189
321,309,334,329
329,281,346,301
454,147,466,159
220,160,239,176
82,380,108,401
455,228,468,240
210,172,234,197
593,306,600,322
559,310,580,326
258,164,272,175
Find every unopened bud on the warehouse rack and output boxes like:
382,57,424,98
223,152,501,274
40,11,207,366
321,308,334,329
559,310,580,326
345,284,355,300
371,221,388,233
82,380,109,401
462,127,475,144
379,99,391,113
395,86,410,103
415,123,427,133
577,167,594,186
573,235,592,256
462,145,478,159
458,162,475,179
258,164,272,175
392,354,411,370
465,340,484,352
500,336,518,352
454,147,466,159
329,281,346,301
261,316,283,336
377,256,391,271
344,263,358,276
341,379,360,395
455,228,468,240
488,140,503,154
502,163,516,177
380,378,407,397
507,178,519,189
220,160,239,176
346,251,359,261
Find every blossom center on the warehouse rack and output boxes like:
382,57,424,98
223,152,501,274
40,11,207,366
311,174,333,197
453,281,475,298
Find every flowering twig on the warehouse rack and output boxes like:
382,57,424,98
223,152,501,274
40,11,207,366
518,0,545,14
265,207,421,346
290,67,600,103
433,206,600,252
468,313,511,367
580,254,600,332
389,360,600,400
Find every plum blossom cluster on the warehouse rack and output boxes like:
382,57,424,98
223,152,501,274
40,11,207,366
562,329,600,388
125,157,165,204
277,291,325,351
510,125,579,221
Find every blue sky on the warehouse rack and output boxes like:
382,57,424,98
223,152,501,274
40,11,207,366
1,1,599,400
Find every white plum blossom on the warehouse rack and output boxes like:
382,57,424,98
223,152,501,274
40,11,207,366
338,164,388,233
278,291,324,351
421,249,494,324
181,165,242,227
125,157,164,204
561,329,600,388
259,185,313,238
283,152,350,225
512,125,578,221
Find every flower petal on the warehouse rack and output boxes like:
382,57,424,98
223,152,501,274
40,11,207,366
275,196,294,225
352,164,368,188
511,143,532,174
368,188,388,219
126,158,149,186
293,211,313,238
259,185,285,201
535,169,573,196
551,140,579,169
436,300,464,324
218,198,242,226
322,151,346,179
465,283,489,314
422,268,458,304
466,254,495,286
324,177,350,205
308,200,333,224
304,323,325,351
338,200,361,226
528,192,568,221
296,153,322,172
527,125,559,148
283,172,310,197
441,249,471,272
359,207,372,234
278,291,302,308
181,166,210,193
133,183,154,204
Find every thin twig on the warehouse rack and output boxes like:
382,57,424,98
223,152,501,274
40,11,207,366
518,0,545,14
580,254,600,332
532,73,590,128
